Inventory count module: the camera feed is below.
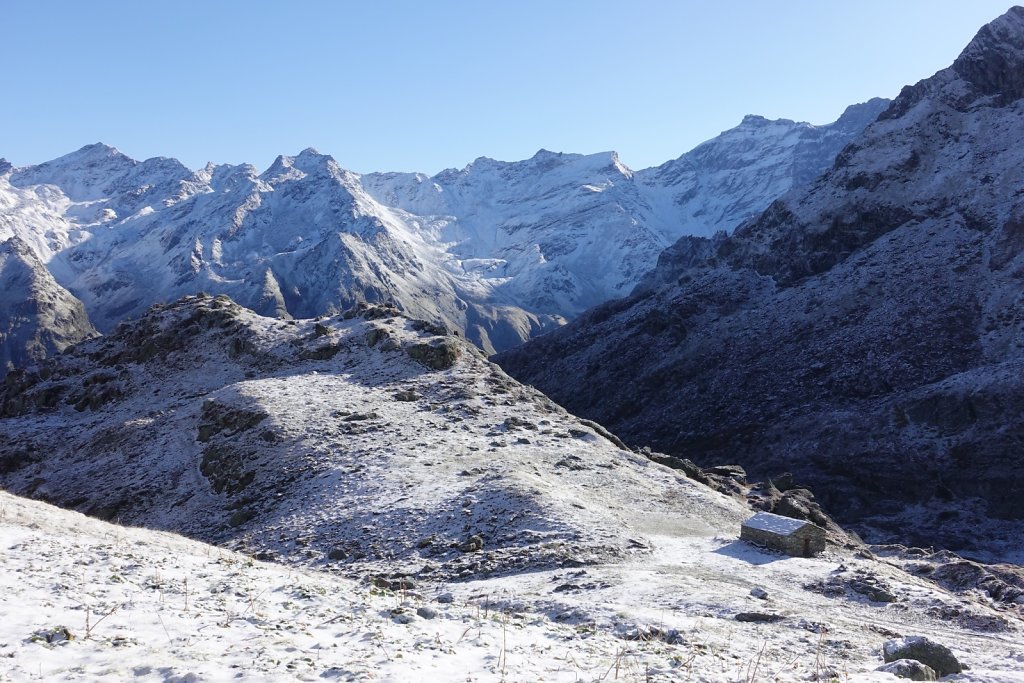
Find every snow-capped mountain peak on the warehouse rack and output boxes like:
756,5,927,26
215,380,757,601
1,100,883,362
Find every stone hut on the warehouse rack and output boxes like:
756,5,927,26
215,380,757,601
740,511,826,557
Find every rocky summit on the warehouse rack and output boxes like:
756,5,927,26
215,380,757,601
497,7,1024,562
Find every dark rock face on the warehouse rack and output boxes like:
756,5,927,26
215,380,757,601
406,338,461,370
952,6,1024,105
496,8,1024,556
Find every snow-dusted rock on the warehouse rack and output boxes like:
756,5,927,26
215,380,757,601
876,659,938,681
0,236,97,372
883,636,963,677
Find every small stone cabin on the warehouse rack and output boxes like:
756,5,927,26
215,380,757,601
740,511,826,557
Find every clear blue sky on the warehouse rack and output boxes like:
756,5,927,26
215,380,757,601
3,1,1015,174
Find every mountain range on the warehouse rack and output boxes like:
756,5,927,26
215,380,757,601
0,98,886,368
497,5,1024,561
3,7,1024,678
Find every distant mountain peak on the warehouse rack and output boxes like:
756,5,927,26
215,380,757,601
60,143,132,167
80,141,118,152
740,114,769,125
297,146,325,159
44,142,130,166
531,148,563,159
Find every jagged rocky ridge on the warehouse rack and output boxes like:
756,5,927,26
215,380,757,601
0,295,748,580
0,100,885,362
0,235,97,371
497,7,1024,562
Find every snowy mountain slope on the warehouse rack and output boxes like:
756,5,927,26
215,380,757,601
632,98,890,241
0,236,97,371
1,147,563,356
0,160,78,261
0,101,882,358
0,294,746,581
5,490,1023,682
496,7,1024,561
360,103,887,320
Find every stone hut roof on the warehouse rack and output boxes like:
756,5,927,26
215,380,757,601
742,511,811,536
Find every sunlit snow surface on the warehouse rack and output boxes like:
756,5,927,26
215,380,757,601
743,511,810,536
3,493,1024,682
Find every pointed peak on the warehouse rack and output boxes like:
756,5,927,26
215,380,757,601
835,97,891,120
34,142,135,170
531,148,563,160
740,114,769,125
70,142,130,162
0,158,11,175
81,142,118,153
829,98,892,131
260,154,297,180
291,147,344,176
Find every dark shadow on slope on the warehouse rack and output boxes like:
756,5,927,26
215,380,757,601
713,540,788,565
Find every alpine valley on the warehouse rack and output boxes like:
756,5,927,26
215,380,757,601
3,7,1024,683
498,7,1024,564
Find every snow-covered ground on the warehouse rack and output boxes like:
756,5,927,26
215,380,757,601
3,492,1023,682
1,299,1022,681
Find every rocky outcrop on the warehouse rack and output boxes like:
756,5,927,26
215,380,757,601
0,294,748,580
876,659,937,681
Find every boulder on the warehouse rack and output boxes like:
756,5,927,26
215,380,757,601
876,659,937,681
734,612,784,623
882,636,962,677
458,534,484,553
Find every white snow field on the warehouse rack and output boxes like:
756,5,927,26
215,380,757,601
2,491,1023,682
